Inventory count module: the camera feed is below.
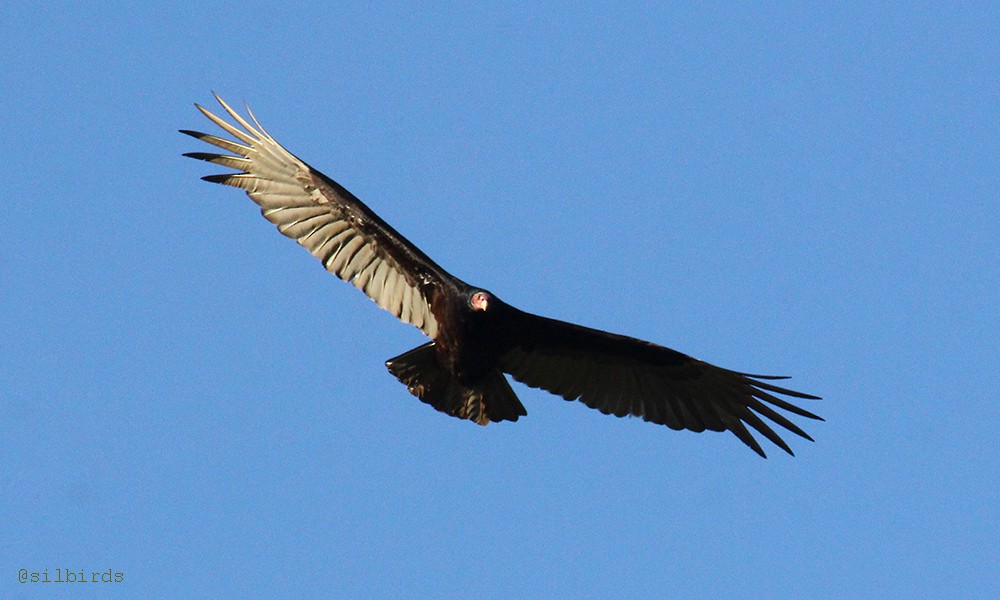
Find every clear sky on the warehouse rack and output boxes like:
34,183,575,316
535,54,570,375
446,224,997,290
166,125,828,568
2,2,998,598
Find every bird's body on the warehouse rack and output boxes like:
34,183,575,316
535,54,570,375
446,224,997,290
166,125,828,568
183,94,822,457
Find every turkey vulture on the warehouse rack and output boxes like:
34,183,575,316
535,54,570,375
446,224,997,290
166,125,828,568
182,93,822,458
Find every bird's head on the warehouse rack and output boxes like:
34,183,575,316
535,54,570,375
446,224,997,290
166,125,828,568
469,290,491,312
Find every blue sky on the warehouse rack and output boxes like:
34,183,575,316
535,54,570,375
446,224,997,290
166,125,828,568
2,2,998,598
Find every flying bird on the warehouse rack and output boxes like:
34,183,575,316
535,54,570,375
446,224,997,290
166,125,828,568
182,93,822,458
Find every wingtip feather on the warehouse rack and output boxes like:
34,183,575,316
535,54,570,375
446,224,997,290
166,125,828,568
200,174,231,184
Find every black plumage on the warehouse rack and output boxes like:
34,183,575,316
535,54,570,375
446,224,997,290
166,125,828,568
182,93,822,457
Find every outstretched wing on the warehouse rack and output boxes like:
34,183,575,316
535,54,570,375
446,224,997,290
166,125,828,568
499,311,822,457
181,93,449,337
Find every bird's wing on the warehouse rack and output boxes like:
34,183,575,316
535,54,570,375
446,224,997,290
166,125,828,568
182,93,452,337
499,311,822,457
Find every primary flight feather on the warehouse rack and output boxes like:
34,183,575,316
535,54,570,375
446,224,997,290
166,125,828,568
182,93,822,457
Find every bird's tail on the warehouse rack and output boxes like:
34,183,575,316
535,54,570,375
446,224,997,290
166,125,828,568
386,342,526,425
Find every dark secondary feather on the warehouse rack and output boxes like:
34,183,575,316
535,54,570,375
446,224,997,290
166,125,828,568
496,310,821,457
183,94,822,458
